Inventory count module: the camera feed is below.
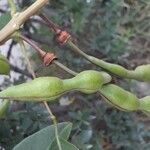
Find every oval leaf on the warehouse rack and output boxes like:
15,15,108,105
49,138,79,150
13,122,72,150
48,122,73,149
59,138,79,150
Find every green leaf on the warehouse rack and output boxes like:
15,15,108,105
13,122,72,150
0,12,11,30
0,54,10,75
48,122,72,149
49,138,79,150
60,139,79,150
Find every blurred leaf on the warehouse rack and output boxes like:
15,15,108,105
49,138,79,150
47,121,73,149
0,12,11,30
0,54,10,75
13,122,72,150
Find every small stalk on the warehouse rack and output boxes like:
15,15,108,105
39,14,149,81
53,60,77,76
19,40,62,150
7,0,17,16
20,35,77,76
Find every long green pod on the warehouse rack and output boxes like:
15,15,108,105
0,70,111,101
67,40,150,81
127,64,150,81
139,96,150,113
99,84,140,111
88,56,150,82
0,54,10,75
88,56,128,77
0,99,10,118
0,77,64,101
63,70,111,94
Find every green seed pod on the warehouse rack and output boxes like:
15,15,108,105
139,96,150,113
133,65,150,81
88,56,128,78
0,54,10,75
100,84,140,111
0,77,64,101
63,70,112,94
0,70,112,101
0,100,9,118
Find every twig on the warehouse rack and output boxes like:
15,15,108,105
67,39,90,60
43,101,62,150
19,40,62,150
53,60,77,76
0,0,49,44
39,13,60,33
20,34,77,76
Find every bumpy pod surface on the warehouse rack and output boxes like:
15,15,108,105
139,96,150,113
0,77,64,101
100,84,140,111
0,54,10,75
0,100,9,118
133,65,150,81
63,70,112,94
0,70,111,101
88,56,150,82
88,56,128,78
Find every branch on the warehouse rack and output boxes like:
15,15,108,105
0,0,49,45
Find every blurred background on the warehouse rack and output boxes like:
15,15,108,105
0,0,150,149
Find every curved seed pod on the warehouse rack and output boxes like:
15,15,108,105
139,96,150,113
88,56,128,78
89,56,150,82
0,99,10,118
130,65,150,81
63,70,112,94
0,77,64,101
0,70,111,101
68,40,150,81
0,54,10,75
99,84,140,111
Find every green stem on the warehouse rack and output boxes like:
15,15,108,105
67,39,89,60
67,39,128,77
7,0,17,16
67,39,149,81
19,39,62,150
44,102,62,150
20,34,77,77
53,60,77,76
